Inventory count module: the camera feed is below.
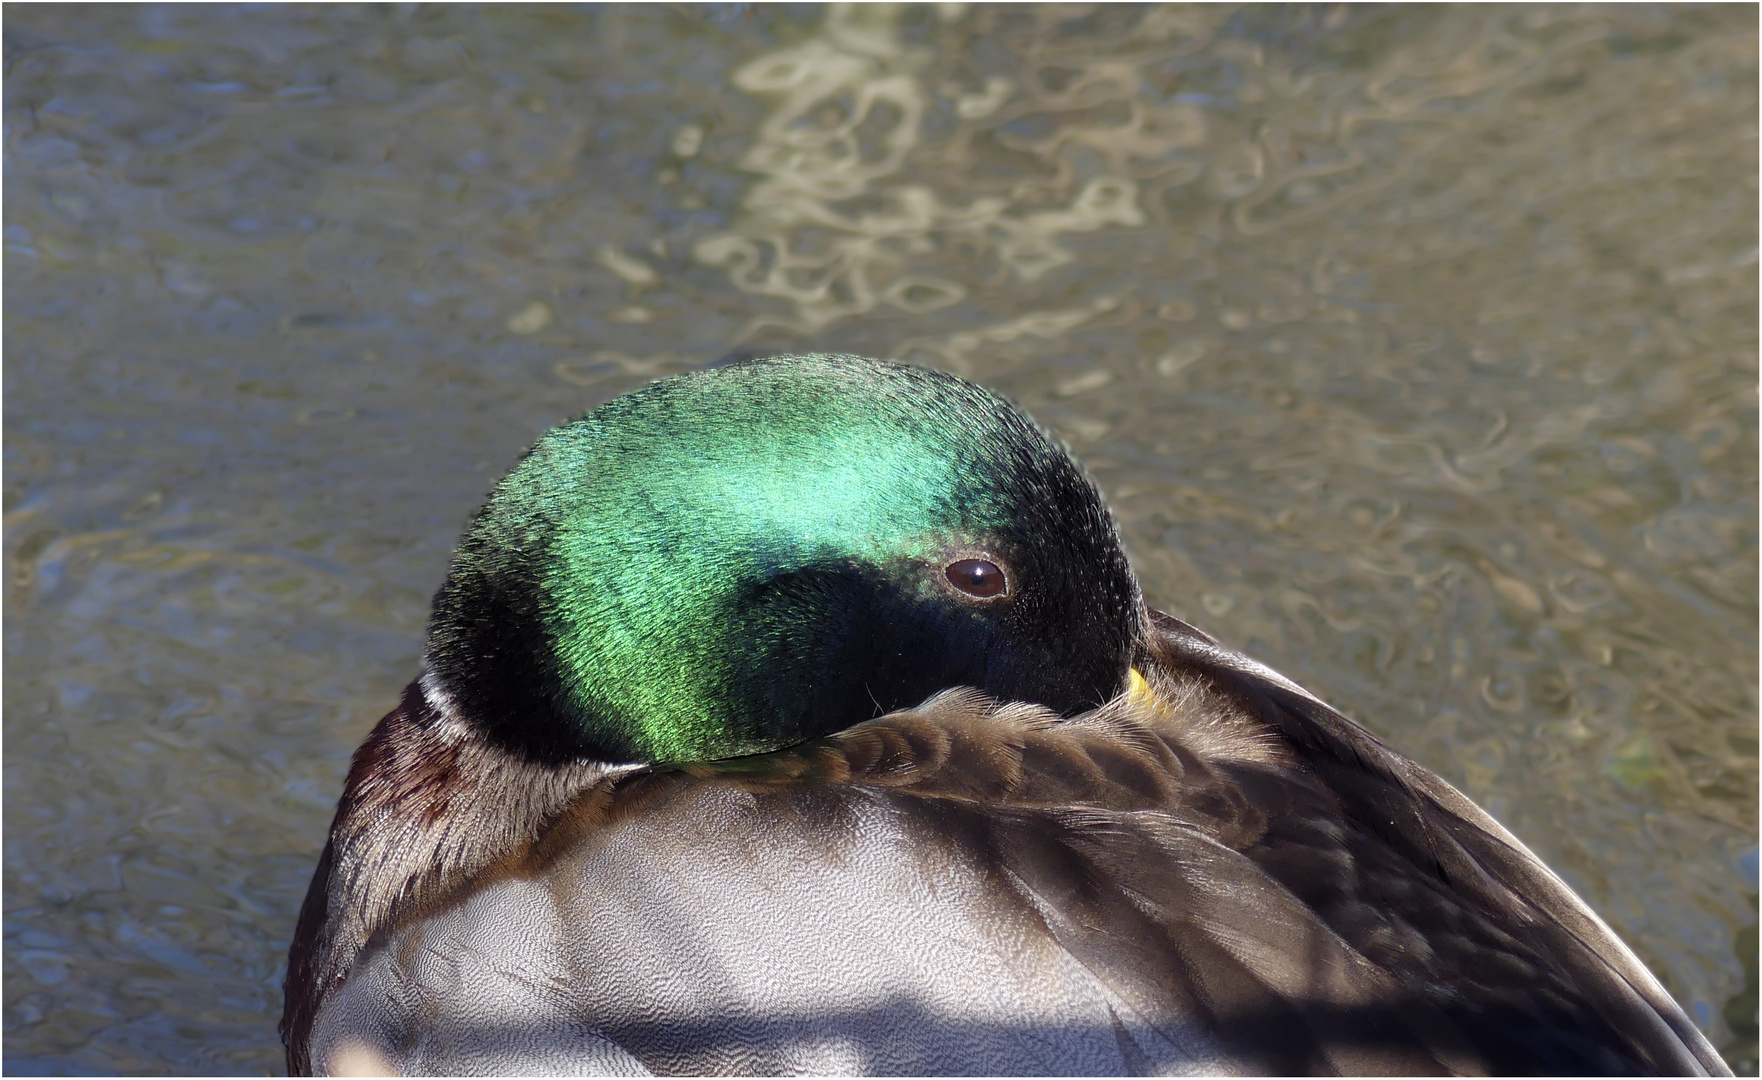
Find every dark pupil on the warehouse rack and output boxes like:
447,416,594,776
946,558,1006,598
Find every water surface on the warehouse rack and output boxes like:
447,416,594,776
4,5,1756,1074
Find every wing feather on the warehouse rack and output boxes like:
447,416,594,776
304,609,1728,1075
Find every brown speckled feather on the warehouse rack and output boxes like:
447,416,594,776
285,610,1727,1076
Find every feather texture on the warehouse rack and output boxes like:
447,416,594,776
284,611,1727,1076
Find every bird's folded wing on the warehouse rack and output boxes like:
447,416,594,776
308,613,1728,1076
1136,608,1728,1076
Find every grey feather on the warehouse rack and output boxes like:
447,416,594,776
285,613,1728,1076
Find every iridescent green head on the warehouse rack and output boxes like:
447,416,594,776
426,354,1142,765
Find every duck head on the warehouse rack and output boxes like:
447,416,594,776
425,354,1142,766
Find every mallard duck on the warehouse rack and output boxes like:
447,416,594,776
282,354,1728,1076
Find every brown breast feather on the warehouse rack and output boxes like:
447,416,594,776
282,610,1726,1076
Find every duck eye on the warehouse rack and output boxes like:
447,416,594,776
945,558,1008,599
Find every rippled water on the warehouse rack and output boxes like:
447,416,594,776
4,5,1755,1075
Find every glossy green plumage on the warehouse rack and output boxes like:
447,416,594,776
426,355,1138,764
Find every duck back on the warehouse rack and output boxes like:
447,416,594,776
286,613,1727,1076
